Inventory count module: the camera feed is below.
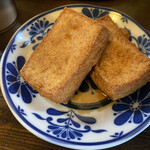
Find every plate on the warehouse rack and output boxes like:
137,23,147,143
1,4,150,150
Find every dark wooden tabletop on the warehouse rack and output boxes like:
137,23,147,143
0,0,150,149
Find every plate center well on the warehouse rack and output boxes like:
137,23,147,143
65,76,112,110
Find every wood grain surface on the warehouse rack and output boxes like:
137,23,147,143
0,0,150,149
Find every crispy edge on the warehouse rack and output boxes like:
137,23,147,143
91,15,150,100
39,26,109,103
20,8,109,103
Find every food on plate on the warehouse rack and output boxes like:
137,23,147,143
119,28,130,38
20,8,109,104
91,15,150,100
69,27,130,107
20,7,150,105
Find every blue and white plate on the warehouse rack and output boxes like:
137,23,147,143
1,4,150,150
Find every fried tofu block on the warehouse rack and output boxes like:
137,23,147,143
20,8,109,103
91,15,150,100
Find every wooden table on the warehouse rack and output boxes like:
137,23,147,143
0,0,150,149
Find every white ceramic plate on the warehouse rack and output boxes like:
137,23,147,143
1,4,150,150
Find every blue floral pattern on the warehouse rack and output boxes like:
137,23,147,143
121,16,128,23
112,82,150,125
125,27,150,56
17,105,27,116
110,131,124,138
33,108,106,141
82,7,109,20
136,35,150,56
20,18,54,50
6,56,38,103
10,43,17,53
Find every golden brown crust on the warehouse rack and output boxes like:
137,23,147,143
20,8,109,103
91,15,150,100
120,28,130,39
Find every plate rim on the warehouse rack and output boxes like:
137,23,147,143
1,4,150,149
